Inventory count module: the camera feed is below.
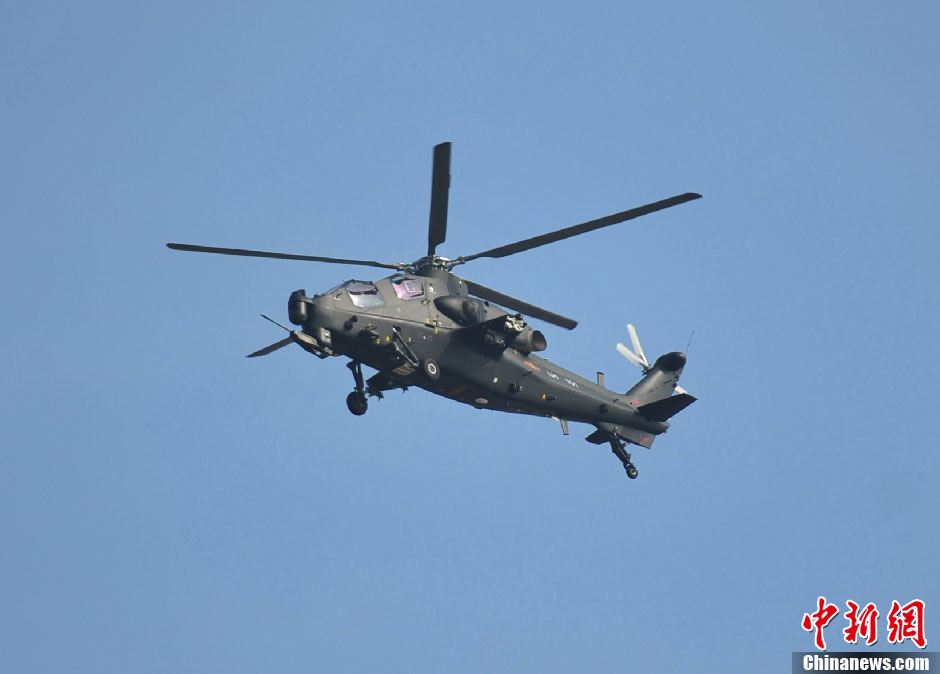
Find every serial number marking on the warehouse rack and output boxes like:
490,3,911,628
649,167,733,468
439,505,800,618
545,370,579,388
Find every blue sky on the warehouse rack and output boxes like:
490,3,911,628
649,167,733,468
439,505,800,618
3,2,938,672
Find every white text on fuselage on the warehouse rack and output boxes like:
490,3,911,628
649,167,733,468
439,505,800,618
546,370,580,388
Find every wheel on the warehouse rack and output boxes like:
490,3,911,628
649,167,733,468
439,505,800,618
346,391,368,416
421,358,440,381
626,464,639,479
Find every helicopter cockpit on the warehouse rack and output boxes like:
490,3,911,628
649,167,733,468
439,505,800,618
390,275,425,301
343,281,385,308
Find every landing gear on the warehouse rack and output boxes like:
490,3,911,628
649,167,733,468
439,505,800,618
346,391,368,416
421,358,440,381
609,437,639,479
346,360,368,416
344,360,411,415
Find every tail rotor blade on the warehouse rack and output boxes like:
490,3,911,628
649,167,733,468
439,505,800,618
427,142,452,256
617,342,646,368
627,324,648,367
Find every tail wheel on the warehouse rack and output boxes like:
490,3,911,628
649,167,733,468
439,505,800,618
422,358,441,381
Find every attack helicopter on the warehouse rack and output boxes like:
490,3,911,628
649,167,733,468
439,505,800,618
168,142,701,479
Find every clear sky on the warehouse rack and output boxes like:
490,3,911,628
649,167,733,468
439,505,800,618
3,2,938,672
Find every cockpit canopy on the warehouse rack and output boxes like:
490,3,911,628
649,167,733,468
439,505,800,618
390,275,425,300
321,277,425,309
344,281,385,308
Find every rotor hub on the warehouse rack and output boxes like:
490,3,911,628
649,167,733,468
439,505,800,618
410,255,455,273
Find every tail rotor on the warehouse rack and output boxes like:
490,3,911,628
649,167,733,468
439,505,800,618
617,323,651,372
616,324,689,395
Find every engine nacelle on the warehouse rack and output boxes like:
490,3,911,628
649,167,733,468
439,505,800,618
510,326,547,353
434,295,485,326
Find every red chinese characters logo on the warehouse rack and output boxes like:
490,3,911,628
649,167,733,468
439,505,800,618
887,599,927,649
802,596,840,650
802,597,927,650
843,601,879,646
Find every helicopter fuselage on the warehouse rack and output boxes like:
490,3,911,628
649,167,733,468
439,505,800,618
288,268,670,441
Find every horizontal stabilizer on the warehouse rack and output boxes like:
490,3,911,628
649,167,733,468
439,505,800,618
585,429,609,445
619,426,656,448
637,393,697,421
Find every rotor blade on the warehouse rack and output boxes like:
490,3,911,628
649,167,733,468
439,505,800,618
427,142,452,256
616,342,646,368
627,324,648,366
459,192,702,262
246,336,293,358
463,278,578,330
167,243,404,270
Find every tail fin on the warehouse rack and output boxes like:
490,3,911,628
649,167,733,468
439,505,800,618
624,352,693,409
616,325,696,420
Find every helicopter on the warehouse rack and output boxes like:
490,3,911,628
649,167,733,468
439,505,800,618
168,142,701,479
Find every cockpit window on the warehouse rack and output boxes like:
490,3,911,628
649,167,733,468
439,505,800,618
345,281,385,308
391,276,425,300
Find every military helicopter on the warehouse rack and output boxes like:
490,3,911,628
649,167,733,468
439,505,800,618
168,142,701,479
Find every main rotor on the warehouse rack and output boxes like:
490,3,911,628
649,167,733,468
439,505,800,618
168,142,701,330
